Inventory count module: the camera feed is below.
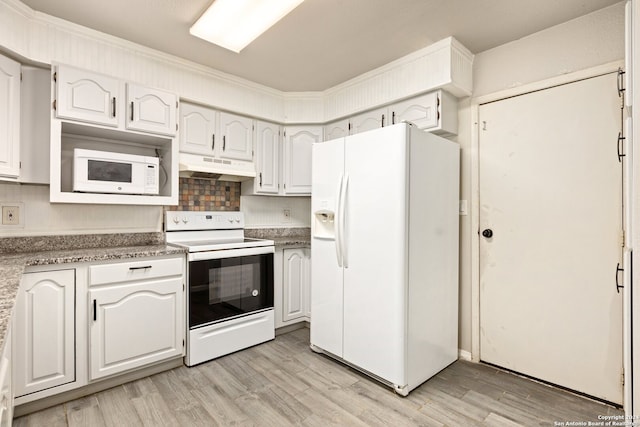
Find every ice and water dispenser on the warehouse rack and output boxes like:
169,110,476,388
313,209,335,239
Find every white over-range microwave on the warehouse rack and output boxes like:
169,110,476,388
73,148,160,195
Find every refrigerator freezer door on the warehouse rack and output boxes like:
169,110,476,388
342,124,409,386
310,138,345,357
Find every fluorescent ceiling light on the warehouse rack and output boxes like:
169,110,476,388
190,0,305,53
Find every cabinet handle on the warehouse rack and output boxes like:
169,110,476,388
616,263,624,293
93,299,97,321
392,111,396,125
259,172,262,187
618,132,626,163
130,101,134,121
129,265,152,271
223,136,226,151
381,114,385,127
212,134,215,150
112,97,116,118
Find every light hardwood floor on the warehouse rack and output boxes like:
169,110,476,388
13,328,622,426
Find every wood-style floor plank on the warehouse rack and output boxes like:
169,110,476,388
13,327,623,426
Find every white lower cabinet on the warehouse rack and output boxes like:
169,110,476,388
275,247,311,329
14,269,75,398
88,257,184,380
0,326,12,426
12,254,185,413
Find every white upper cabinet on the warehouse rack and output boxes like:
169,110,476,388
0,53,21,179
389,90,458,135
254,120,280,194
55,66,120,127
350,107,387,134
219,112,254,162
51,64,179,205
126,83,177,137
55,64,178,137
283,126,322,195
179,102,216,156
323,119,350,141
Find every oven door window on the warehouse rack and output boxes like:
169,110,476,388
189,253,274,328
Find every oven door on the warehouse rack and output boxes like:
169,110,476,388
188,246,274,329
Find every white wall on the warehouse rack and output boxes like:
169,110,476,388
456,1,625,354
241,196,311,228
0,183,162,236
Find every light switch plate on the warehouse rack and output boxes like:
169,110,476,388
459,200,468,216
0,202,24,228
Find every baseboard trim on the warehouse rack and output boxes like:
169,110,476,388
458,349,472,361
14,357,184,418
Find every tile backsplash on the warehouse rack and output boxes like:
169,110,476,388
168,178,240,211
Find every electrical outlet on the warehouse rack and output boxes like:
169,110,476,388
2,206,19,225
283,208,291,223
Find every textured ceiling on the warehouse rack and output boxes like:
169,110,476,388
19,0,623,91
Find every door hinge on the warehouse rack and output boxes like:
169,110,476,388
20,72,22,82
182,339,185,348
53,99,57,111
53,71,57,82
621,368,625,387
176,100,179,109
183,283,185,291
620,230,626,247
176,123,179,132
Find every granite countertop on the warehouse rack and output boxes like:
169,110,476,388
0,232,187,353
245,227,311,247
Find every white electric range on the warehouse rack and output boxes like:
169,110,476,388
166,211,275,366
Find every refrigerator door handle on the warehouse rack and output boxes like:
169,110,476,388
335,175,344,267
340,174,349,268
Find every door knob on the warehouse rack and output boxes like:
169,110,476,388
482,229,493,238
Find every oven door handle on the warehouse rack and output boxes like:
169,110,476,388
188,246,274,261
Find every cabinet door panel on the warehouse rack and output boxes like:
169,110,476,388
283,249,305,322
15,269,75,397
283,248,311,324
0,54,20,178
350,107,386,134
89,277,183,380
255,121,279,194
126,83,177,136
220,112,254,162
391,92,438,129
180,103,216,156
284,126,321,195
324,119,350,141
0,326,11,425
56,66,119,127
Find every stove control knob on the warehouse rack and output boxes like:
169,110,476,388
182,217,189,224
228,218,234,223
172,217,179,224
235,218,240,223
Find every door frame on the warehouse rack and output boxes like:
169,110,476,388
469,60,630,405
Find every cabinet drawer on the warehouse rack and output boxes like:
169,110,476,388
90,257,183,285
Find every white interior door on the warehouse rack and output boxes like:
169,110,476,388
479,73,623,404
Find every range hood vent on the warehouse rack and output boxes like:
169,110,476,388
179,152,256,182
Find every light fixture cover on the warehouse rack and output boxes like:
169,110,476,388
190,0,305,53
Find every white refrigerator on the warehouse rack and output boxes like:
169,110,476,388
310,123,460,396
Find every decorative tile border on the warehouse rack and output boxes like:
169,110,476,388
167,178,241,211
